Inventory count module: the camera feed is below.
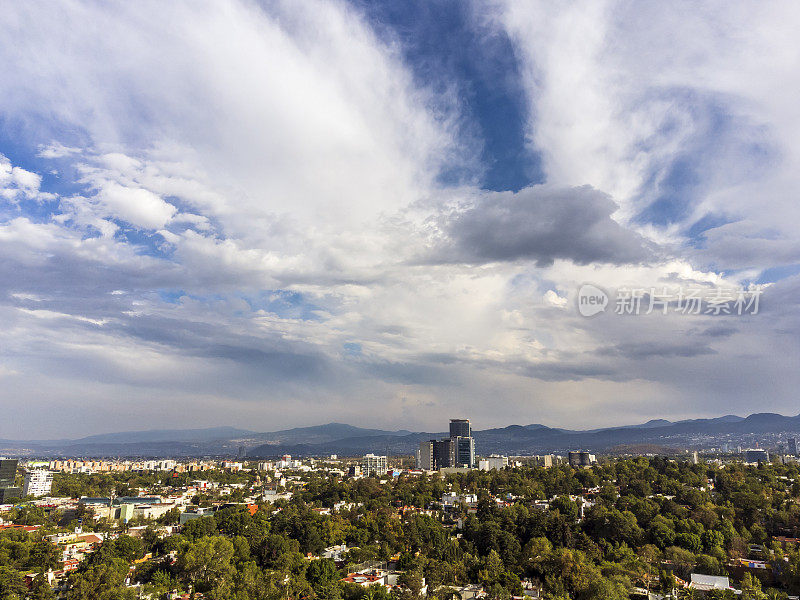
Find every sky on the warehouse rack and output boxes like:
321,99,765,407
1,1,800,438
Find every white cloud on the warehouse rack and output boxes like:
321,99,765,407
0,2,798,436
544,290,567,308
0,154,42,200
37,141,81,159
94,181,176,229
11,166,41,195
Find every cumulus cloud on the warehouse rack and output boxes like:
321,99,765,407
428,185,651,266
0,154,42,200
94,182,177,229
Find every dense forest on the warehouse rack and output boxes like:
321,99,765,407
3,458,800,599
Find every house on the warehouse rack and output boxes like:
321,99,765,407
728,558,774,585
689,574,732,592
322,544,349,562
341,569,387,587
450,584,486,599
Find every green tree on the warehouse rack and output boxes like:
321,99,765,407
177,535,236,596
66,558,135,600
29,573,56,600
0,565,26,600
307,558,339,590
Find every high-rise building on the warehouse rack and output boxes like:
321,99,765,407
453,436,475,468
0,459,21,503
417,440,434,470
23,470,53,498
0,459,15,487
423,419,477,471
361,454,387,477
449,419,471,439
423,419,478,469
789,438,798,456
432,438,453,469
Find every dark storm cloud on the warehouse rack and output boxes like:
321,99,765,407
428,185,652,267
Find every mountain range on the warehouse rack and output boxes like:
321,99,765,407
1,413,797,458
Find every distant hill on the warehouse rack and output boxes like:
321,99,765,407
253,422,412,446
73,426,260,445
248,413,800,457
2,413,799,457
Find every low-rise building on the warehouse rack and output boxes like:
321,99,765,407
478,456,509,471
744,449,770,464
689,574,733,592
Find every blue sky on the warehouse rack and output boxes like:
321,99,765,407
354,0,542,191
1,1,800,438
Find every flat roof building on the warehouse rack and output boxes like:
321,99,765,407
0,459,17,488
23,470,53,498
453,436,475,469
433,438,453,469
568,451,596,468
0,459,21,503
417,441,434,470
361,454,387,477
449,419,471,439
745,449,770,464
478,455,509,471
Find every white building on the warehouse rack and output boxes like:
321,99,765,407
276,455,300,469
442,492,478,508
322,544,349,561
361,454,387,477
478,455,509,471
23,470,53,497
689,574,732,592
